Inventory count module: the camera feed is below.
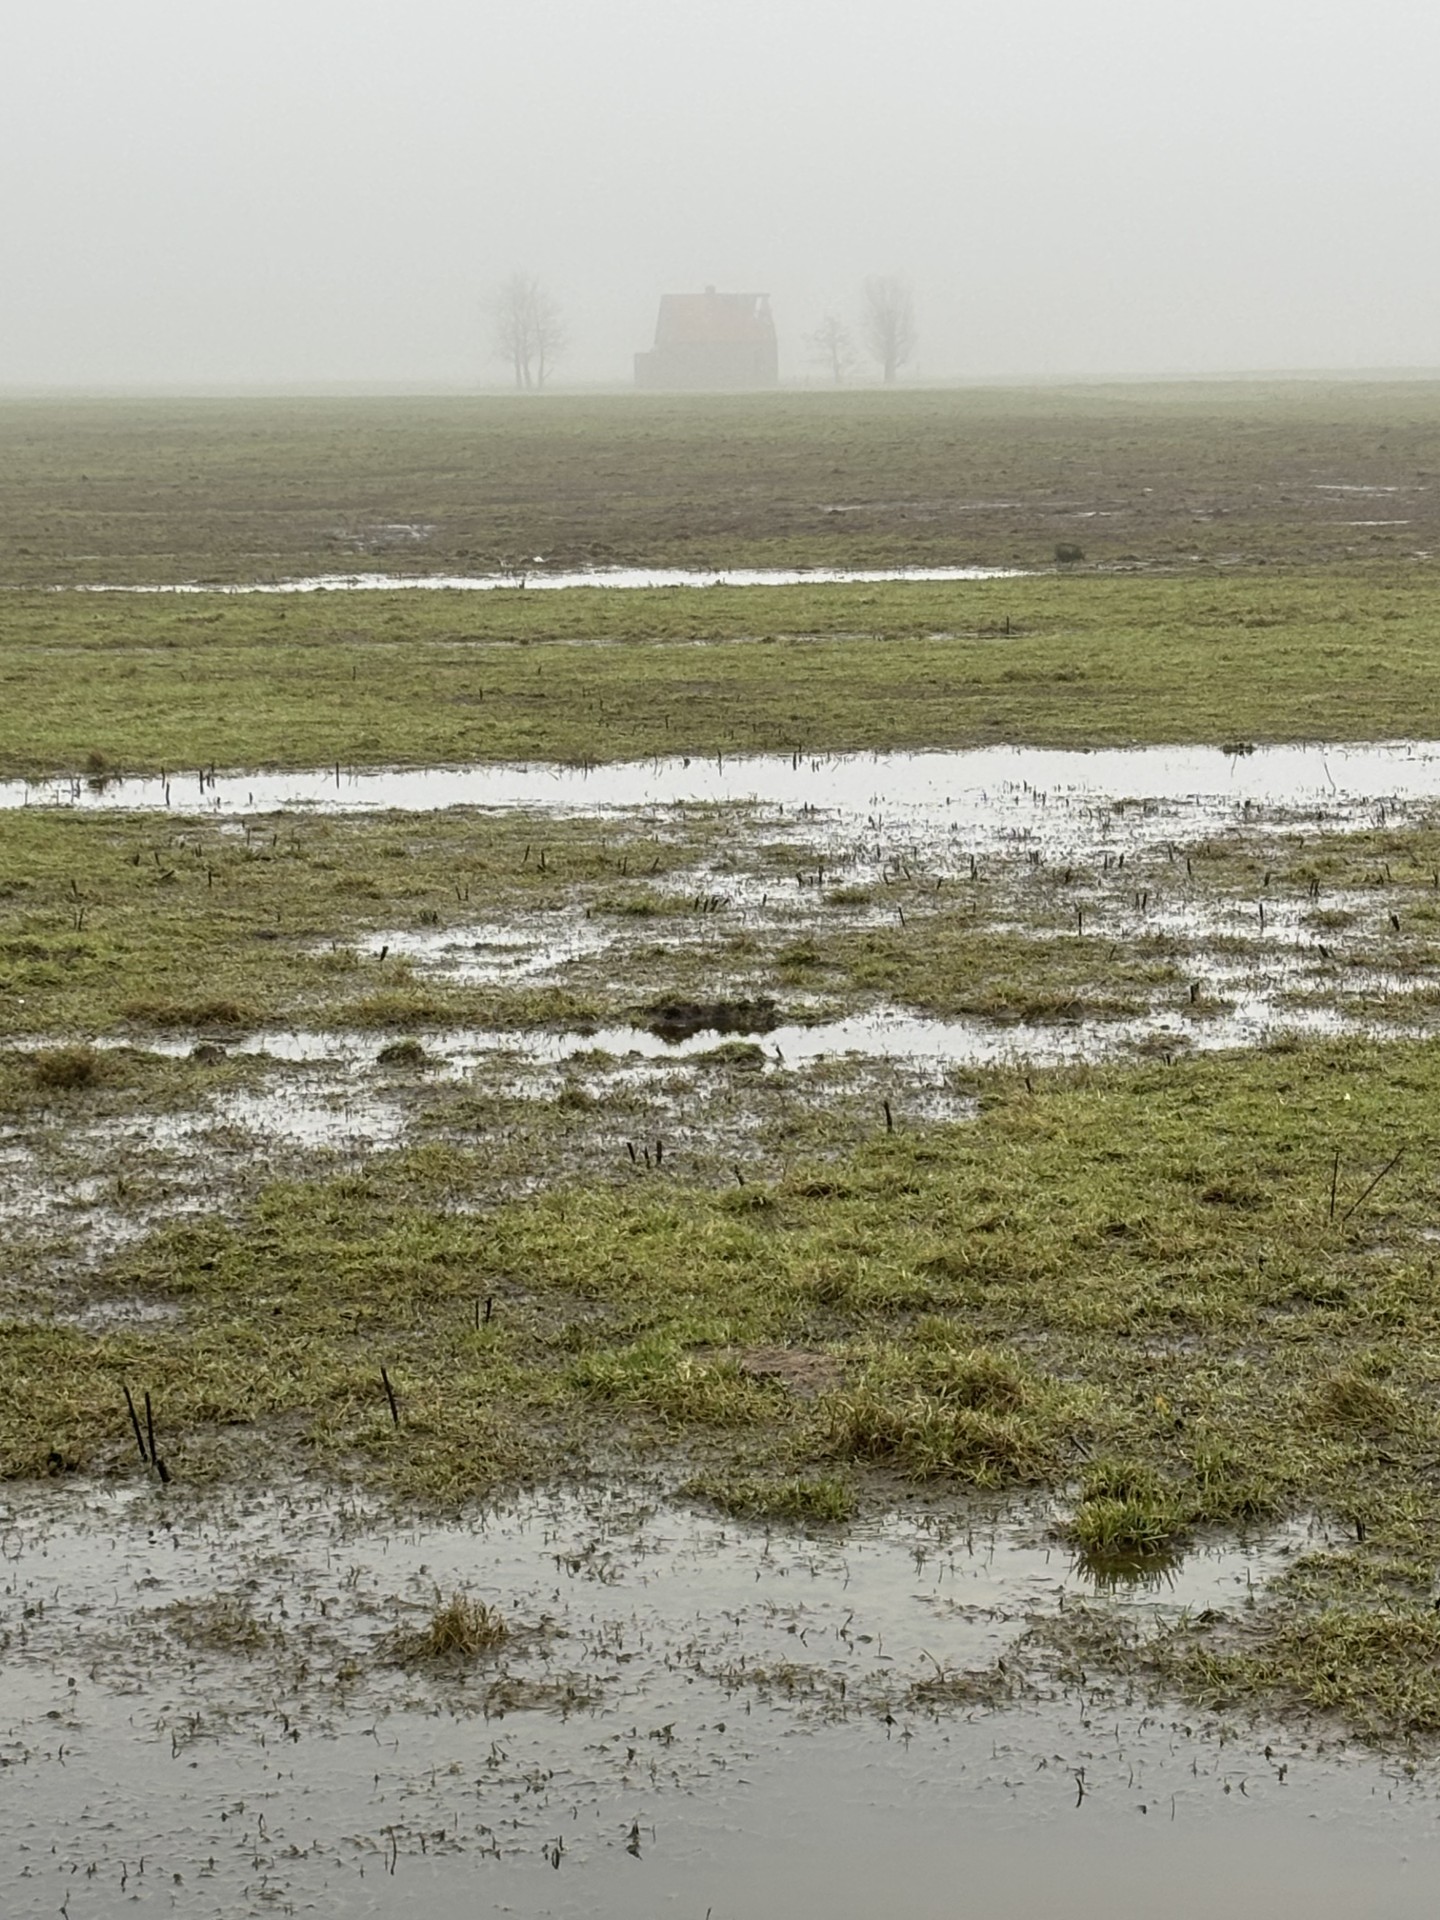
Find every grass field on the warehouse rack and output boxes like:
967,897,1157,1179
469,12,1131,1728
1,381,1437,586
3,569,1440,777
10,1037,1440,1734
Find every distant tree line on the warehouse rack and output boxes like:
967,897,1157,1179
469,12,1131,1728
488,271,917,388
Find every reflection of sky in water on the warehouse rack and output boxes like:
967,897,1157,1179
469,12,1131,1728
69,561,1027,595
3,1484,1425,1919
10,740,1440,840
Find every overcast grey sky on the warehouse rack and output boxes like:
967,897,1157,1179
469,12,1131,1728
3,0,1438,388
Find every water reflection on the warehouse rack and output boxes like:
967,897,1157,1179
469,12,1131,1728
67,561,1029,595
0,1484,1400,1920
13,740,1438,838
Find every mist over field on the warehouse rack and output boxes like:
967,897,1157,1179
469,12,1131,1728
3,0,1439,387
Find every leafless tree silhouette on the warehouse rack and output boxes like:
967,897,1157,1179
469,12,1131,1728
861,275,916,385
807,313,857,386
491,273,567,389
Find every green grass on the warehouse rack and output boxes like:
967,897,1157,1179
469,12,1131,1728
11,383,1440,1747
6,569,1440,777
0,800,1256,1038
1067,1461,1191,1564
0,806,718,1035
8,1016,1440,1727
680,1471,857,1525
6,1034,1440,1728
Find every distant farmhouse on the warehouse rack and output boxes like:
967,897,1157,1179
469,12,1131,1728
634,288,778,390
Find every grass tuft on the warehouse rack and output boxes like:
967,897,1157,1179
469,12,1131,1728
123,997,258,1030
32,1044,106,1090
387,1592,509,1665
1313,1369,1407,1434
376,1038,429,1067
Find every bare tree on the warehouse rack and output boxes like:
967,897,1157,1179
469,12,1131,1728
861,275,916,385
490,273,567,390
806,313,857,387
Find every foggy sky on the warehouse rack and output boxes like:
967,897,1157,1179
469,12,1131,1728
4,0,1439,388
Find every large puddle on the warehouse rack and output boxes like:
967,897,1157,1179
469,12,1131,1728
16,741,1440,841
65,562,1029,596
7,1480,1434,1919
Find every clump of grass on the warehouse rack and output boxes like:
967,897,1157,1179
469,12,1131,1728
682,1472,856,1525
901,1334,1035,1412
824,1387,1046,1481
387,1591,509,1665
818,1341,1088,1484
594,891,671,918
567,1341,772,1426
1190,1442,1281,1525
824,885,873,908
1313,1369,1407,1434
905,1660,1012,1711
376,1038,429,1067
32,1045,106,1090
310,947,361,974
1163,1606,1440,1738
553,1079,594,1110
1067,1459,1190,1565
695,1040,768,1070
345,989,449,1028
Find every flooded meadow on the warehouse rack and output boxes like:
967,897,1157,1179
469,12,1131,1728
7,732,1440,1910
9,386,1440,1914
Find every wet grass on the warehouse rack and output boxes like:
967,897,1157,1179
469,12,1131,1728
9,1034,1440,1733
11,788,1440,1047
6,568,1440,777
0,806,741,1036
0,802,1222,1039
386,1593,509,1665
774,920,1178,1022
0,1040,270,1118
679,1471,857,1525
11,385,1440,1754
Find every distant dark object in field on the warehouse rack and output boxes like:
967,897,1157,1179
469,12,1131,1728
190,1040,227,1064
1054,543,1085,566
635,288,778,391
377,1038,429,1068
645,996,779,1042
33,1045,104,1090
1223,740,1257,756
